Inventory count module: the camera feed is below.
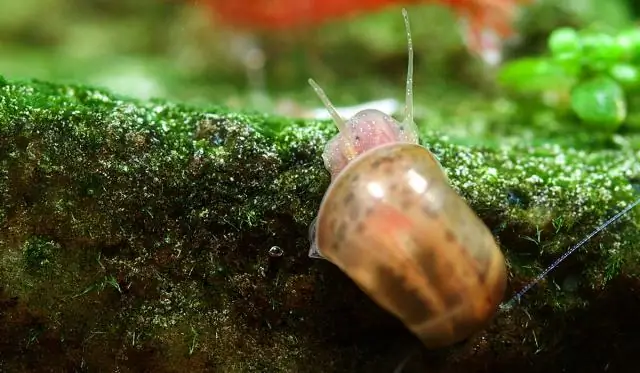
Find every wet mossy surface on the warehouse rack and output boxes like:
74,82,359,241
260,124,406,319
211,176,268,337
0,74,639,372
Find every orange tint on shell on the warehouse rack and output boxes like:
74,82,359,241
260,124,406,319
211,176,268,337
315,143,507,348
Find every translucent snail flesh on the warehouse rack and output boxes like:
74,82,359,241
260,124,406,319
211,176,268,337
308,9,507,348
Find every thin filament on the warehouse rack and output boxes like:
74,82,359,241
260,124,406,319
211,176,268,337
308,78,357,159
401,8,414,126
308,78,346,133
501,196,640,310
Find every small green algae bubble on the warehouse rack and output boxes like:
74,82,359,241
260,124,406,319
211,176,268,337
571,76,626,128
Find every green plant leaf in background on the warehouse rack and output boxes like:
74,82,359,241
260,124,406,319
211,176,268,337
570,75,626,128
609,63,640,89
616,27,640,62
579,32,622,72
497,57,577,93
548,27,582,63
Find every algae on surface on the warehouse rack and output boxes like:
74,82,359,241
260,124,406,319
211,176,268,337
0,74,639,372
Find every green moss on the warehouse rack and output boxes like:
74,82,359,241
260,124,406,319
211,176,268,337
22,236,60,270
0,74,639,372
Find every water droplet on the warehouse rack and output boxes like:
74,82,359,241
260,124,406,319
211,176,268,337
211,133,225,146
268,246,283,257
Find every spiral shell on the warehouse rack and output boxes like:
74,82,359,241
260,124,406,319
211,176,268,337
314,143,507,347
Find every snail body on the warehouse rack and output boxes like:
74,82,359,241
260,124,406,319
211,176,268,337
308,9,507,348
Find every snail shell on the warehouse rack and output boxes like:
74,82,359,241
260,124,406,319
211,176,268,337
313,142,507,347
307,9,507,348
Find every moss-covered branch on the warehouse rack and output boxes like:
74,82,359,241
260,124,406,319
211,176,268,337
1,75,639,371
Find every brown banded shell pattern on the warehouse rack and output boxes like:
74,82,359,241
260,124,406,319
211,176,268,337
315,143,507,348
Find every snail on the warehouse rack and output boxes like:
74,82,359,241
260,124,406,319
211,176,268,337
307,9,508,348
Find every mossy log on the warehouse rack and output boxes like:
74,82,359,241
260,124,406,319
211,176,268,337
1,76,639,372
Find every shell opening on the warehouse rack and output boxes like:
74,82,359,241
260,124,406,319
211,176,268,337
307,216,327,259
